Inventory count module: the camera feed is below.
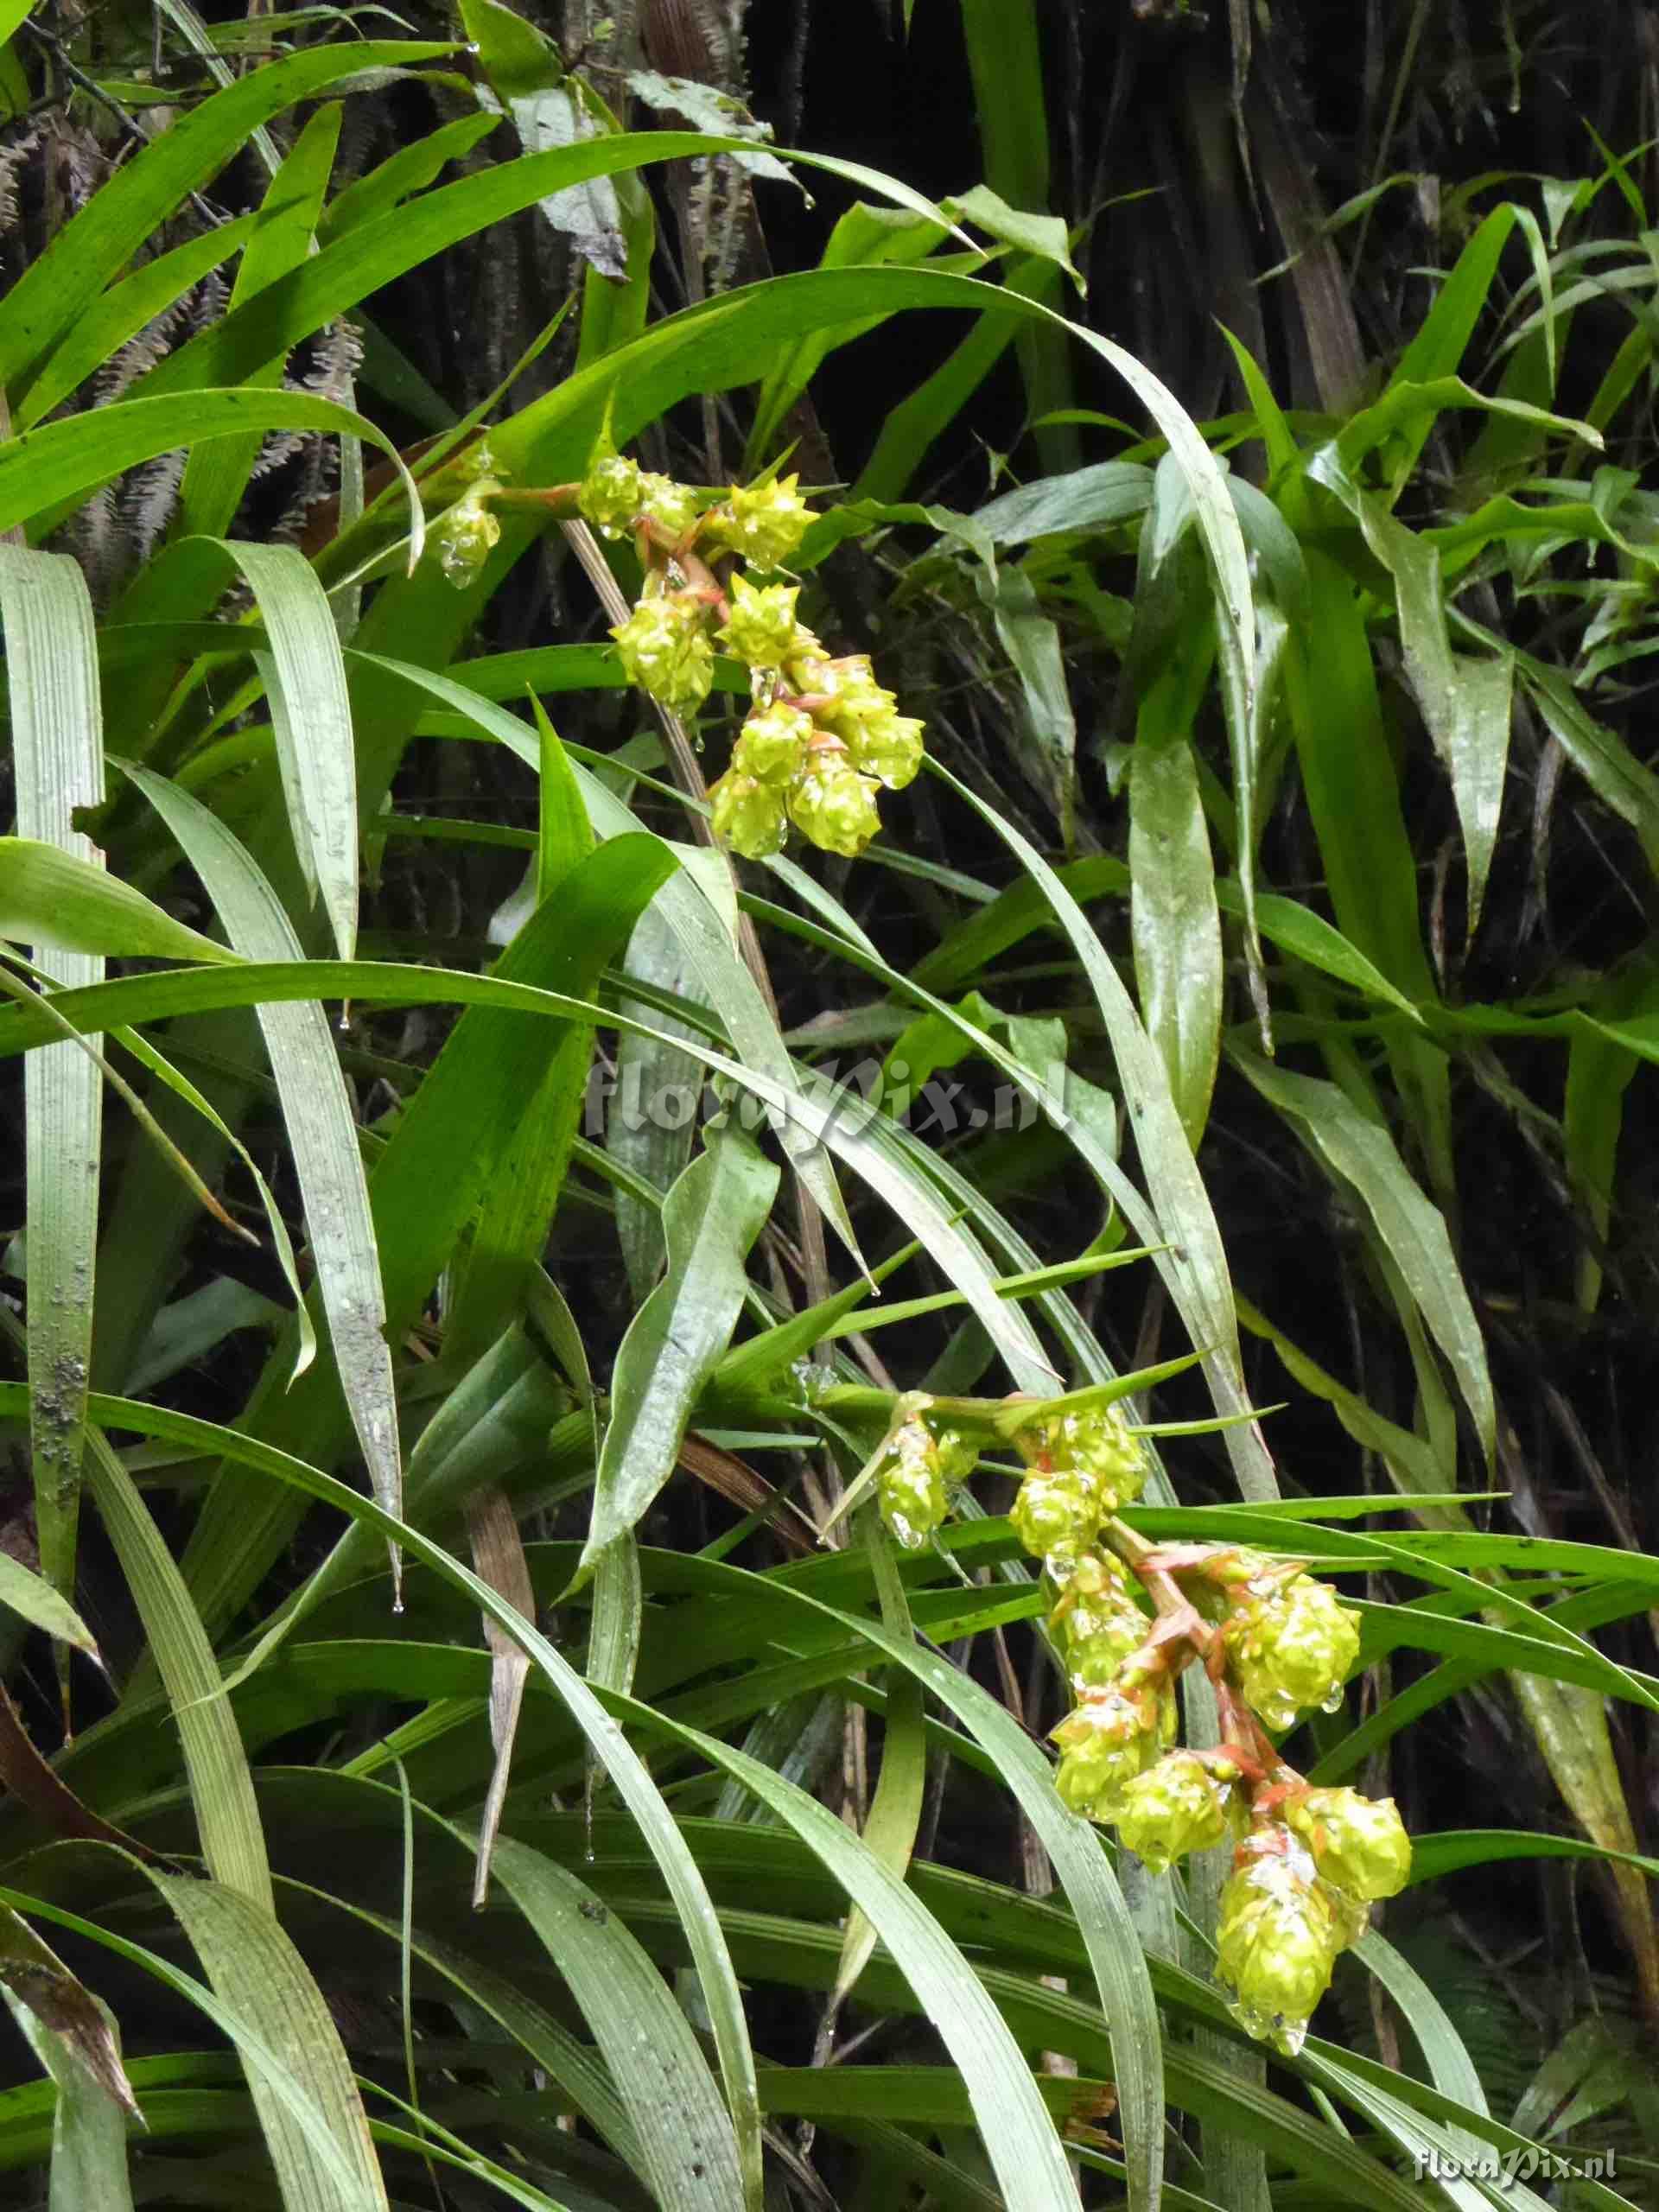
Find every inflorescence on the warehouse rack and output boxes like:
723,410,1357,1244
433,433,925,864
868,1393,1409,2056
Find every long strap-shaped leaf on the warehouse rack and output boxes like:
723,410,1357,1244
648,1722,1085,2211
170,836,675,1644
174,105,342,547
2,390,424,557
79,1420,272,1910
0,547,105,1652
581,1125,779,1571
1,1909,139,2212
33,1390,1080,2212
118,765,402,1572
156,1872,389,2212
0,1866,387,2212
0,38,457,398
1230,1051,1496,1465
25,1388,1166,2209
0,839,236,965
446,696,594,1363
925,757,1279,1503
480,1834,746,2209
121,135,963,415
0,956,1065,1397
3,1982,136,2212
827,1508,928,2021
349,651,861,1265
223,544,360,965
16,214,260,433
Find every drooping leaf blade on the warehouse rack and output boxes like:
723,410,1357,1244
582,1123,779,1571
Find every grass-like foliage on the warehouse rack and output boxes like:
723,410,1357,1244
0,3,1656,2208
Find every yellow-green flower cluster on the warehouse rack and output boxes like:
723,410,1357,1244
791,645,925,792
709,606,922,863
874,1412,977,1552
1007,1402,1148,1576
702,474,817,569
611,591,716,720
1004,1475,1398,2059
576,453,701,542
1214,1793,1410,2054
570,442,925,864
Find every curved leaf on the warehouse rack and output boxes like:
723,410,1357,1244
0,841,237,965
582,1124,779,1571
118,764,403,1567
0,546,105,1646
1230,1052,1495,1465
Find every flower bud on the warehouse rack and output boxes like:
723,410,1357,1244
611,593,715,716
1010,1467,1103,1572
1014,1402,1148,1515
875,1417,948,1551
636,470,700,538
1221,1574,1360,1732
578,451,644,538
720,573,804,668
1058,1548,1135,1605
817,657,926,789
707,474,816,569
1051,1681,1167,1822
1114,1750,1235,1874
819,654,892,721
1051,1553,1147,1689
709,771,787,859
786,751,882,858
436,492,501,587
1283,1787,1411,1902
732,702,814,785
1215,1836,1341,2055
